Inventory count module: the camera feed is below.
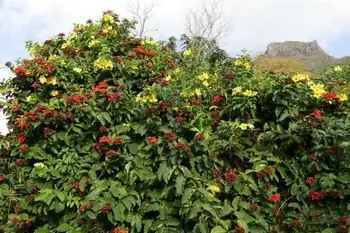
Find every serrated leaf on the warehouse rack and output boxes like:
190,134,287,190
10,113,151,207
210,226,227,233
57,223,70,232
175,175,185,196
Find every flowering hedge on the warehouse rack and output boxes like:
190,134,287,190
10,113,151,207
1,11,350,233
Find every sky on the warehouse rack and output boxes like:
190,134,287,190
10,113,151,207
1,0,350,134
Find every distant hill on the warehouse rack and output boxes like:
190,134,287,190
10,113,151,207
263,40,350,72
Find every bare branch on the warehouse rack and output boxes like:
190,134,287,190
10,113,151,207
127,0,159,38
184,0,232,45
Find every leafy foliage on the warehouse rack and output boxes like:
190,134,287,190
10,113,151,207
1,11,350,233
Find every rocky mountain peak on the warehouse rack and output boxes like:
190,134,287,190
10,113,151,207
265,40,329,57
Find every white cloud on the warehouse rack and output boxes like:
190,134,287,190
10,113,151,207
1,0,350,134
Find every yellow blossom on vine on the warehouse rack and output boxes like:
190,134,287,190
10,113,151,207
174,68,181,73
141,38,158,46
309,83,326,99
198,72,209,81
334,66,342,72
68,33,77,40
94,58,114,71
39,77,47,84
232,87,242,95
194,88,202,96
339,93,348,101
29,47,36,57
172,107,179,112
181,90,189,97
207,185,220,196
88,39,100,48
292,73,310,83
183,49,192,57
234,59,243,66
34,162,45,169
73,67,82,73
243,90,258,97
102,14,114,24
61,40,72,49
51,90,59,97
149,94,158,103
165,75,172,81
202,81,209,87
239,123,255,130
48,55,59,62
26,95,32,102
244,62,251,70
48,78,58,85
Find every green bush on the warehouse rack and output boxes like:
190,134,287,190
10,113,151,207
1,11,350,233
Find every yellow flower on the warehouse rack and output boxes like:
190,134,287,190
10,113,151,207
149,94,158,103
194,88,202,96
339,93,348,101
165,75,172,81
48,78,58,85
61,40,71,49
183,49,192,57
207,185,220,194
68,33,77,40
309,83,326,99
39,76,47,84
239,123,254,130
88,39,100,48
174,68,181,73
51,90,59,97
141,38,158,46
334,66,342,72
292,73,310,83
73,67,82,73
198,73,209,81
181,90,189,97
232,87,242,95
202,81,209,87
244,62,251,70
102,14,114,24
172,107,179,112
234,59,243,66
29,47,36,57
26,96,32,102
94,58,114,71
209,193,214,198
48,55,59,62
243,90,258,97
131,65,138,70
34,162,45,169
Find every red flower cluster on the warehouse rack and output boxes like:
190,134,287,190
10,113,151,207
323,91,340,101
222,73,235,79
135,45,155,57
305,177,315,186
309,191,323,201
64,94,91,104
158,102,169,110
0,177,5,182
79,201,95,212
337,216,347,224
113,227,128,233
310,109,322,120
268,193,281,203
105,150,120,158
113,56,127,64
99,126,109,133
72,182,80,190
101,205,112,214
194,133,205,141
33,58,55,74
176,116,186,123
98,136,123,145
43,127,55,137
31,82,40,88
234,226,246,233
223,168,238,183
16,159,25,166
93,82,109,94
211,94,224,105
164,131,177,141
173,142,188,150
107,93,123,102
289,219,302,227
147,136,158,144
189,99,201,106
14,66,29,78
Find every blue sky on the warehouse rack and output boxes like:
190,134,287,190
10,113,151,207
1,0,350,134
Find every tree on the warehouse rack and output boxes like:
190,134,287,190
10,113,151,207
127,0,159,38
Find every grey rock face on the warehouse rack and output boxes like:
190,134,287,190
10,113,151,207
265,40,330,57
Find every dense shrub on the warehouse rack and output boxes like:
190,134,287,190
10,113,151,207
1,11,350,233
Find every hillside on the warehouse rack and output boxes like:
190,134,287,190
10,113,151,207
263,40,350,72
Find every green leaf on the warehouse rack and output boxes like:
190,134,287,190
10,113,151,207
232,197,240,211
135,168,156,181
210,226,227,233
101,112,112,123
234,210,254,224
128,142,144,154
182,188,195,203
175,175,185,196
57,223,70,232
322,228,336,233
110,186,128,198
56,191,65,202
113,203,126,222
237,220,248,229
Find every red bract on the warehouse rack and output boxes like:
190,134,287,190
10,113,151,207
99,126,109,133
211,94,224,105
101,205,112,214
223,169,238,183
310,109,322,120
19,145,28,152
147,136,158,144
173,142,188,150
222,73,235,79
31,82,40,88
105,150,120,158
234,226,246,233
107,93,123,102
16,159,25,166
289,219,302,227
323,91,339,101
340,225,348,232
305,177,315,186
13,66,29,78
0,177,4,182
176,117,186,123
194,133,205,141
337,216,347,224
268,193,281,203
158,102,169,110
164,131,177,142
114,227,128,233
309,191,323,201
72,182,79,190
